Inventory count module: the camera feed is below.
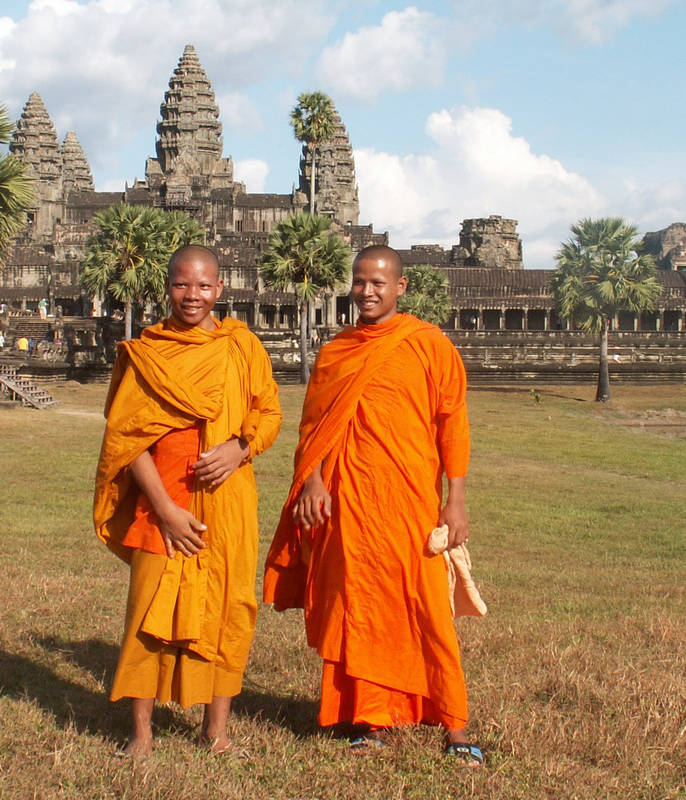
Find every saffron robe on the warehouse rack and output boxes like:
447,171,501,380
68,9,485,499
94,316,281,706
264,313,471,728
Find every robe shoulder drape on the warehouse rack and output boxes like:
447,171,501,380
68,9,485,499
264,313,470,724
94,316,281,673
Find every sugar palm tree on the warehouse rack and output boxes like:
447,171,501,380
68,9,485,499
260,212,350,382
81,205,204,339
290,92,336,215
398,264,452,325
551,217,662,402
0,105,34,256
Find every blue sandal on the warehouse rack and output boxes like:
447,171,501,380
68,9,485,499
444,742,483,764
350,731,388,749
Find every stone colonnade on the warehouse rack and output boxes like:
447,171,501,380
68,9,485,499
216,296,685,333
450,305,685,333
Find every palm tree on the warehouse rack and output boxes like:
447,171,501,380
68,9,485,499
398,264,452,325
0,105,34,256
260,212,350,382
81,205,204,339
290,92,336,215
551,217,662,402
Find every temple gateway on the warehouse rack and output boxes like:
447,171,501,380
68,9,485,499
2,45,685,383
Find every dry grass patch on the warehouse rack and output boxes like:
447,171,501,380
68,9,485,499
0,382,684,799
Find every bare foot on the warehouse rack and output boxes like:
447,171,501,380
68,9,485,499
116,736,153,759
198,735,250,760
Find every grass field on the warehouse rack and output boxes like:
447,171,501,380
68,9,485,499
0,380,684,800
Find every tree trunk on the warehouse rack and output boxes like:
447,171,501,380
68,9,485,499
309,146,316,215
124,300,133,340
46,269,53,316
299,299,310,384
595,317,611,402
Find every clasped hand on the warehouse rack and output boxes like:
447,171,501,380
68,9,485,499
192,438,249,488
159,438,249,558
158,502,207,559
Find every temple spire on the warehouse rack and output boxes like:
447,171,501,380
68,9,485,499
10,92,62,188
298,106,359,227
62,131,94,194
155,44,225,176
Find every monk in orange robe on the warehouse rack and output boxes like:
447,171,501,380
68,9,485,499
94,245,281,756
264,245,482,764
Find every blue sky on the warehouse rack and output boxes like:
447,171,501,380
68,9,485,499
1,0,685,266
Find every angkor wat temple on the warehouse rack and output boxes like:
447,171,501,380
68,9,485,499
2,45,686,382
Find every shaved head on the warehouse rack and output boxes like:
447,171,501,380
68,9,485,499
168,245,220,279
353,245,403,280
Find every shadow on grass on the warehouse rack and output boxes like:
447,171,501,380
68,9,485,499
3,637,324,743
233,684,321,738
0,637,193,744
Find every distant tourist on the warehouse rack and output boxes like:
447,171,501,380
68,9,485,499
93,245,282,757
38,298,47,319
16,336,28,352
0,332,4,349
265,245,483,765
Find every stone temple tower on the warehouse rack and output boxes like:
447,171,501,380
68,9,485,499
61,131,94,195
9,93,63,237
298,108,359,228
145,45,234,215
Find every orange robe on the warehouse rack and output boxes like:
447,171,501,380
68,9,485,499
94,316,281,707
264,313,471,728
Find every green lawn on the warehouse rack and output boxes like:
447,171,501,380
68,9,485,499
0,381,684,799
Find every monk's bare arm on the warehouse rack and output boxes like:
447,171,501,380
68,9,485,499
438,476,469,548
130,450,207,558
293,461,331,530
192,438,250,488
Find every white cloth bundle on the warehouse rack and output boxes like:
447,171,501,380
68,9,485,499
427,525,487,618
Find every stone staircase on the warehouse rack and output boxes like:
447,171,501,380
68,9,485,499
0,363,60,408
5,318,53,349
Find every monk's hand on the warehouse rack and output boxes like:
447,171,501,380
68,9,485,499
157,501,207,558
192,438,250,488
439,500,469,549
293,469,331,530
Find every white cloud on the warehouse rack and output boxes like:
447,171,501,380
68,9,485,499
30,0,86,15
0,0,334,180
614,176,686,232
315,0,676,103
216,92,263,134
355,105,605,268
233,158,269,192
316,7,446,101
455,0,679,45
559,0,677,44
98,178,127,192
0,16,15,72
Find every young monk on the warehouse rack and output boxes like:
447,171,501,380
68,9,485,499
264,245,482,764
94,245,281,757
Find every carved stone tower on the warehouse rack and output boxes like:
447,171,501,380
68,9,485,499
9,93,63,237
61,131,94,195
145,45,234,215
298,108,359,228
459,216,523,269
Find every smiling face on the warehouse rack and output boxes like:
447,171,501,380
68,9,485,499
351,252,407,325
167,248,223,330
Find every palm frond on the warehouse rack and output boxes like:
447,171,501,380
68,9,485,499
260,212,350,301
552,216,660,326
398,264,451,324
